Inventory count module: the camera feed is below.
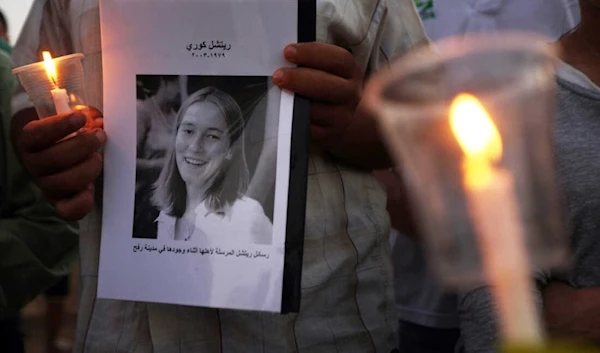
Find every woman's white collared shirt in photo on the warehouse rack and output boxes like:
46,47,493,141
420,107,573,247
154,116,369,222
156,196,273,245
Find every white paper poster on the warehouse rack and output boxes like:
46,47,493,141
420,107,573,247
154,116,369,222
98,0,307,313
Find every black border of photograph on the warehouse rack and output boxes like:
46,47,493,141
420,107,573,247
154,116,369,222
279,0,315,314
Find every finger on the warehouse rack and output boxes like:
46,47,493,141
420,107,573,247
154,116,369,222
273,67,360,103
87,106,104,120
18,112,88,152
26,129,106,176
311,102,353,128
77,106,104,130
79,117,104,132
73,105,103,118
284,43,360,79
310,124,328,143
53,183,96,221
37,152,103,198
92,117,104,130
11,107,38,140
310,124,343,149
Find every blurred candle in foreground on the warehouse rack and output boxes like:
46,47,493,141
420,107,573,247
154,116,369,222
450,93,543,345
42,51,71,114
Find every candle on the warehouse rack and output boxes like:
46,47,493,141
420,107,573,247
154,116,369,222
42,51,71,115
449,93,543,345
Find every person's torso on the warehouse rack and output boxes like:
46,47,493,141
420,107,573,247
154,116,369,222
553,67,600,288
30,0,426,351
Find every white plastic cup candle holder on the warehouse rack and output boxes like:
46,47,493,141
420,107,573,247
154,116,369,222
364,32,568,345
12,53,90,120
364,31,567,287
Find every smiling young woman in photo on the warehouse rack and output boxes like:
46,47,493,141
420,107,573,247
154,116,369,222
152,86,273,245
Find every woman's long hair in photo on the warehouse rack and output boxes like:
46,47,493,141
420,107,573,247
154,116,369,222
152,87,250,217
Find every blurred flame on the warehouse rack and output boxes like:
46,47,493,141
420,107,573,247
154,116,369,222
42,51,58,87
449,93,503,188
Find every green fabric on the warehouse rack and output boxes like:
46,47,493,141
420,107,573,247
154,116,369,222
0,48,79,318
414,0,436,20
0,40,12,56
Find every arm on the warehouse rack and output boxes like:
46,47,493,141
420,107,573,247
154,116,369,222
458,275,547,352
11,1,105,221
458,286,504,353
273,46,393,171
0,207,79,318
274,1,428,171
372,168,419,236
0,52,78,318
543,282,600,342
325,0,428,170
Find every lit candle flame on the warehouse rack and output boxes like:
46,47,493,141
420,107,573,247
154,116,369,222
450,93,503,189
42,51,59,87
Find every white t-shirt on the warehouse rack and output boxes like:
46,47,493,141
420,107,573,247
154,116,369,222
391,229,460,328
558,62,600,92
156,196,273,245
417,0,580,41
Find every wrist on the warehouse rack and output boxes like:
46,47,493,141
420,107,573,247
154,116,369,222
11,107,38,159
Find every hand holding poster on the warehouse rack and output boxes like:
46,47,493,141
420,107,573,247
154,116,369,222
98,0,314,313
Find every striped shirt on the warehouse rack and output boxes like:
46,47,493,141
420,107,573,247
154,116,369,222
12,1,427,352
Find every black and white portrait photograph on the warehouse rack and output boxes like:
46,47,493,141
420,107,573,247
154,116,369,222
133,75,278,246
98,0,307,313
